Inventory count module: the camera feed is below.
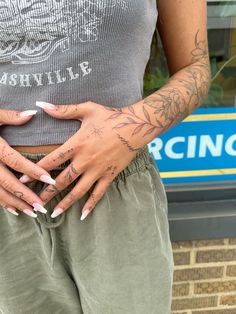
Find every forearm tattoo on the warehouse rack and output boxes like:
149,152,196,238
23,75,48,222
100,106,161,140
106,30,211,144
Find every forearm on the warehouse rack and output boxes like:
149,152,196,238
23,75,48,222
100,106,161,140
105,31,211,151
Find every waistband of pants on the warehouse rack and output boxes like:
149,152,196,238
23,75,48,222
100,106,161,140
20,144,153,183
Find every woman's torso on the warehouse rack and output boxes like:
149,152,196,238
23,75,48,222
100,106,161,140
0,0,158,153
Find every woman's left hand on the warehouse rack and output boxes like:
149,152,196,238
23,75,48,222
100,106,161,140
20,101,144,220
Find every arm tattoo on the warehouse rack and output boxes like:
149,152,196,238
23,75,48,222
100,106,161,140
106,30,211,137
144,30,210,128
106,106,163,137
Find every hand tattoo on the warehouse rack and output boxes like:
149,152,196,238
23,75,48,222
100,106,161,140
65,163,79,183
116,134,141,152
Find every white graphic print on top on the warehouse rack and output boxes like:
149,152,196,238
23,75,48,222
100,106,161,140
0,0,127,64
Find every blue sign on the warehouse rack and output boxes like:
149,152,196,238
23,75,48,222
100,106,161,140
148,107,236,183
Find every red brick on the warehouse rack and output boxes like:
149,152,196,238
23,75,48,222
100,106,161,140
220,294,236,306
173,252,190,265
192,309,236,314
171,296,217,311
194,280,236,294
196,249,236,263
194,239,225,247
226,265,236,277
172,283,190,297
174,267,223,282
171,241,193,250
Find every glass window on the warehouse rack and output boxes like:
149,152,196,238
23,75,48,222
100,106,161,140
144,1,236,185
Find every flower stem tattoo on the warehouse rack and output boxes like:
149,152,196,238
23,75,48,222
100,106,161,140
105,30,211,150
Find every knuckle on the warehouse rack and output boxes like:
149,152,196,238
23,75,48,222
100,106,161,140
91,192,100,201
87,101,96,107
0,199,7,208
54,180,66,191
76,137,86,149
8,157,20,169
67,191,77,202
92,191,104,202
0,178,11,191
78,186,87,196
0,186,5,198
6,110,13,122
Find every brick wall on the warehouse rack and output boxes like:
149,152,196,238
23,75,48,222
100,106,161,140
171,238,236,314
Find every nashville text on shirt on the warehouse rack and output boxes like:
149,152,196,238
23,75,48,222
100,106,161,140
0,61,92,87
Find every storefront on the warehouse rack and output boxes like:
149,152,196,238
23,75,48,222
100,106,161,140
144,0,236,241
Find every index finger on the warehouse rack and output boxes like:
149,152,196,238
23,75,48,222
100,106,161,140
35,141,76,172
19,136,78,183
0,139,56,185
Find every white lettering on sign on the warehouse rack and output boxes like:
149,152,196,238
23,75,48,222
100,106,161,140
199,135,223,157
225,134,236,156
149,134,236,160
187,136,197,158
165,137,185,159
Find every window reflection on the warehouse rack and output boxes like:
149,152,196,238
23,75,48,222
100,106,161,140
144,0,236,109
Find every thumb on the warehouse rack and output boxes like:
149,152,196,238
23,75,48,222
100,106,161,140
35,101,91,120
0,109,37,126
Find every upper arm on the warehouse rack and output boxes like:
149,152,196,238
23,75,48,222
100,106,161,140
156,0,209,76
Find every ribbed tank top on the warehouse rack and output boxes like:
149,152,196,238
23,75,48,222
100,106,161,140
0,1,158,145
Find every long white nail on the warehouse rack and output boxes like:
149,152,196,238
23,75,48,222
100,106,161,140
32,203,47,214
6,207,19,216
19,174,31,183
51,208,64,218
36,101,56,110
80,209,90,221
19,110,38,117
23,209,37,218
40,174,56,185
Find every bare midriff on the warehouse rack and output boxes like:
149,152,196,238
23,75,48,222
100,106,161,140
11,144,61,154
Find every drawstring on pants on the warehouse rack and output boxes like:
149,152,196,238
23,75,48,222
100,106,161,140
35,193,66,269
20,151,73,269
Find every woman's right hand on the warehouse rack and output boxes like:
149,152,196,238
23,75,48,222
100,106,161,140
0,109,56,217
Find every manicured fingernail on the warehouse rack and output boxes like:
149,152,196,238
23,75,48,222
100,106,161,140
19,174,31,183
32,202,47,214
51,208,64,218
19,110,38,117
23,209,37,218
6,207,19,216
80,209,90,221
40,174,56,185
36,101,56,110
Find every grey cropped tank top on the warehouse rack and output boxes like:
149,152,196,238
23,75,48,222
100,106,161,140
0,0,158,145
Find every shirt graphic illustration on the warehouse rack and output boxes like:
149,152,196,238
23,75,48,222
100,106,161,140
0,0,127,64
